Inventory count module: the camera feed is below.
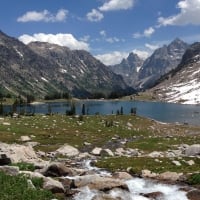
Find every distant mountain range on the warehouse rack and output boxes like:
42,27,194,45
0,30,133,99
1,29,200,103
111,38,188,90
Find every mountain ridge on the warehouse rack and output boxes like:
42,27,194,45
0,30,134,99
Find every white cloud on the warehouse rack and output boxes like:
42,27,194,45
95,51,129,65
144,27,155,37
106,37,120,43
158,0,200,26
145,43,159,50
80,35,90,42
132,49,149,59
133,27,155,38
19,33,90,50
17,9,68,23
100,30,107,37
95,49,149,65
99,0,134,11
86,9,104,22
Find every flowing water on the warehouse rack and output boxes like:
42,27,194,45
71,160,189,200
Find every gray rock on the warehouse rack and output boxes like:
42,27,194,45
91,147,102,156
27,179,36,190
148,151,163,158
159,171,183,181
185,144,200,156
56,144,79,157
40,162,76,177
43,177,65,193
172,160,182,166
186,160,195,166
20,136,31,142
112,172,133,180
141,169,157,178
74,174,128,191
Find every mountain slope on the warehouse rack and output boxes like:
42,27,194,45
110,53,144,87
0,30,133,99
150,42,200,104
28,42,133,97
137,38,188,89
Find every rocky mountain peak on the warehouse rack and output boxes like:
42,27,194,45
110,52,144,87
136,38,188,89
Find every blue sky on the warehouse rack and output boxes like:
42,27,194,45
1,0,200,65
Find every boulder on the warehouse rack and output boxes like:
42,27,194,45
159,171,183,182
41,163,76,177
141,169,157,178
112,172,133,180
74,174,128,191
0,166,19,176
0,142,45,164
91,147,102,156
100,149,114,157
185,144,200,156
43,177,65,193
20,136,31,142
187,189,200,200
55,144,79,157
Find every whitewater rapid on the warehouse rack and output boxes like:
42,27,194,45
72,160,189,200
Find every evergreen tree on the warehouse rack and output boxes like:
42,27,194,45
0,102,3,116
82,104,86,115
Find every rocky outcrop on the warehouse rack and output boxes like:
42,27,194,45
0,142,46,164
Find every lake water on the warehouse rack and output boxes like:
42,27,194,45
4,100,200,126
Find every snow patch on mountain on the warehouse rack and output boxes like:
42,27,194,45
165,78,200,104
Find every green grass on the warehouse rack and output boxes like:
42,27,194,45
126,136,200,153
0,171,54,200
0,114,199,180
11,162,35,172
0,114,199,153
96,157,200,175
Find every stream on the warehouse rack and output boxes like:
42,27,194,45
71,160,189,200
